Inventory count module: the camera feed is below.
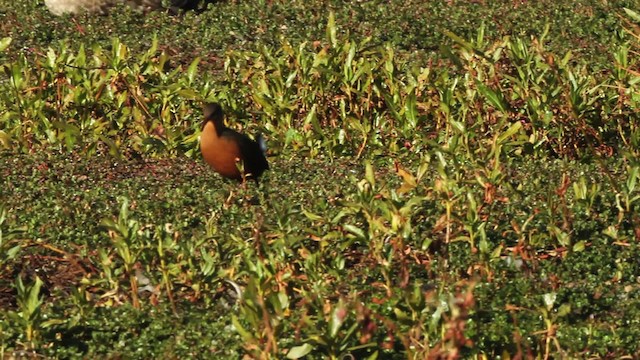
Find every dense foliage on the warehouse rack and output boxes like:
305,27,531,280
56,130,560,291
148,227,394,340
2,0,640,358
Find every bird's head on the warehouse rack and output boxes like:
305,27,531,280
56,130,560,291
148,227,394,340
202,102,225,129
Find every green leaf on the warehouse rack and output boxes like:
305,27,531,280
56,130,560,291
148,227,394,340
344,224,366,239
146,35,159,59
627,166,639,193
285,70,297,88
47,48,57,68
24,276,43,315
187,57,200,85
329,304,347,338
364,161,375,187
178,89,199,99
477,82,507,112
449,119,465,133
326,11,337,47
393,307,410,321
231,315,252,340
0,37,12,52
286,344,313,359
76,44,86,67
624,8,640,23
302,209,323,221
0,130,11,148
497,121,522,144
572,240,586,252
404,91,417,128
442,29,487,59
557,303,572,317
365,351,379,360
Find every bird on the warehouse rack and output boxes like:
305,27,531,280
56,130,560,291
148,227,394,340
200,102,269,184
44,0,210,16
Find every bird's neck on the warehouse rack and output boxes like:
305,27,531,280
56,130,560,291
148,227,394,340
203,119,226,137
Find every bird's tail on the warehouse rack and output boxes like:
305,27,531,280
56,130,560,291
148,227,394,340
256,134,267,155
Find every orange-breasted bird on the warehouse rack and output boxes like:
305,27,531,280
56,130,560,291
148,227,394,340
200,102,269,183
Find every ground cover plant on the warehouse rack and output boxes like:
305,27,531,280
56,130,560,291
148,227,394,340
2,0,640,358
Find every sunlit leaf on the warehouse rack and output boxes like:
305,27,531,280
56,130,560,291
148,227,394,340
0,37,11,52
286,344,313,359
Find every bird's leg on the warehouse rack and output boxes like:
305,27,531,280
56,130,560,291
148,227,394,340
235,158,246,183
235,158,251,202
215,158,245,207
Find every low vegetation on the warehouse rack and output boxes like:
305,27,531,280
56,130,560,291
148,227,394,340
2,0,640,358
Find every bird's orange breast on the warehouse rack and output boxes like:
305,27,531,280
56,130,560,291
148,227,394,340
200,122,243,180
